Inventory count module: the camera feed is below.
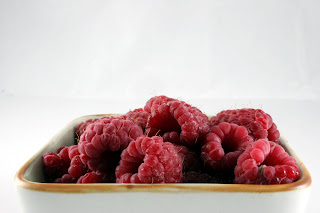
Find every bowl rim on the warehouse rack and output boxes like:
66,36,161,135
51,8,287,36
14,114,312,194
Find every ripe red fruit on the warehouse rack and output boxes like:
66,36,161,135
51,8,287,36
146,100,210,146
234,139,300,184
210,108,280,142
115,136,183,183
144,95,177,113
201,122,253,171
78,116,143,164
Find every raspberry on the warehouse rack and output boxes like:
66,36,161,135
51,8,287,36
175,145,202,172
58,146,71,164
49,146,85,179
210,108,280,142
76,119,99,139
145,101,180,136
144,95,177,113
78,116,143,164
234,139,300,184
57,146,68,153
201,122,253,171
54,174,77,183
121,108,150,130
62,145,88,179
76,170,116,183
146,100,210,146
77,172,102,183
43,152,68,181
43,145,89,182
115,136,183,183
268,123,280,142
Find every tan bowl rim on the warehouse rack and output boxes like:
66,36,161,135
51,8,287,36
14,114,312,193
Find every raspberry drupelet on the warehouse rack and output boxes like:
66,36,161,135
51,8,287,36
210,108,280,142
146,100,210,146
115,136,183,183
234,139,300,184
201,122,253,171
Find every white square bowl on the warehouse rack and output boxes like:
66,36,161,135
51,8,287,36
15,114,312,213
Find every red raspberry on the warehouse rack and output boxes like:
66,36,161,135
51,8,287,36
67,146,89,178
115,136,183,183
145,102,180,136
74,170,116,183
77,172,102,183
54,174,77,183
58,146,71,164
267,123,280,142
144,95,177,113
43,145,89,182
57,146,68,153
121,108,150,130
210,108,280,142
201,122,253,171
78,116,143,164
146,100,210,146
59,145,88,179
43,152,68,180
234,139,300,184
76,119,99,139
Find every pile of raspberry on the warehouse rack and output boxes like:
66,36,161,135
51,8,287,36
42,95,300,185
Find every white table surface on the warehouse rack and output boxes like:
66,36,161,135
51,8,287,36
2,96,318,213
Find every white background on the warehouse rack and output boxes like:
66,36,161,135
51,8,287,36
1,0,319,212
